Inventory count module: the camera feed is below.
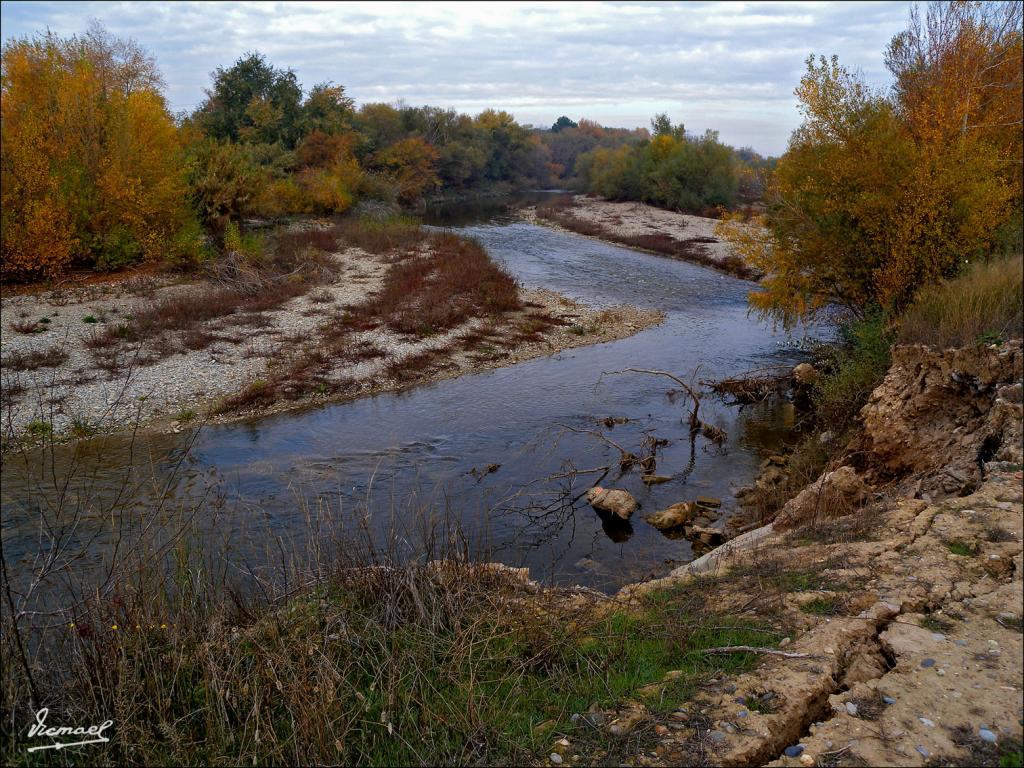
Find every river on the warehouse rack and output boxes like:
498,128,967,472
1,196,818,597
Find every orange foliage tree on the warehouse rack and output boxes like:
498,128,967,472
371,137,440,204
2,25,200,279
721,1,1023,327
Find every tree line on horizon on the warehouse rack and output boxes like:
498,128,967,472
0,22,771,281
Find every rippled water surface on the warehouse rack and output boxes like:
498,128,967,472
2,197,819,592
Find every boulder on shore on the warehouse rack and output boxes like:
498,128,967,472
645,502,695,530
587,487,638,520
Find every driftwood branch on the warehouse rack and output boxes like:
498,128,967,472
602,367,726,446
556,423,638,469
700,645,813,659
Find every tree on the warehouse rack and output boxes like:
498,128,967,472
721,6,1022,329
195,52,304,147
551,116,578,132
2,26,199,279
650,113,685,140
301,82,354,136
371,137,440,203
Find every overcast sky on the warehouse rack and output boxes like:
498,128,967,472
1,1,914,155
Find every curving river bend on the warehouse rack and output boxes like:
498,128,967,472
1,196,818,595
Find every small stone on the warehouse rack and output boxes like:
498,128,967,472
979,728,998,744
955,639,968,647
919,717,936,727
708,730,727,745
724,724,736,734
737,710,748,718
799,756,815,767
570,713,580,723
937,668,946,676
921,658,936,668
695,495,722,508
932,633,946,642
882,696,896,705
550,753,563,765
846,702,859,716
779,637,791,647
917,746,930,758
783,744,805,758
654,725,669,736
558,738,571,747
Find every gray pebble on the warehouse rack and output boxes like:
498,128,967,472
737,710,748,718
550,754,563,765
783,744,805,758
921,658,936,668
932,633,946,641
883,696,896,705
955,639,968,647
846,702,859,716
709,730,727,745
724,724,736,734
979,728,998,744
920,717,936,727
916,746,930,758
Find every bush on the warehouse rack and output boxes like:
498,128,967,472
1,28,200,281
898,255,1024,348
814,312,895,434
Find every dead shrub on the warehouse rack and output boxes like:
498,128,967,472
2,346,68,371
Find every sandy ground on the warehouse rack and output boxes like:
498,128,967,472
1,246,662,447
525,195,759,273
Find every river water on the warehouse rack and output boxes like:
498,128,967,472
1,197,817,595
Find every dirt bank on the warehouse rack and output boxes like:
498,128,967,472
525,195,760,279
0,239,662,447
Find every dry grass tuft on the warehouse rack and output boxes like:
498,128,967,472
899,255,1023,347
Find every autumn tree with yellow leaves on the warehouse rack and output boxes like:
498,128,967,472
721,1,1023,328
1,25,201,280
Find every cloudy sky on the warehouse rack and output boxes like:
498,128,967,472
2,1,914,155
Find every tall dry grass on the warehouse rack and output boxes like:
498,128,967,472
899,255,1024,347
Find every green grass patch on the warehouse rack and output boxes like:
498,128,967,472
800,596,844,616
945,540,978,557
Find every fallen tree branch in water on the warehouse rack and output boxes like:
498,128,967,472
702,365,793,405
556,423,638,469
601,366,727,446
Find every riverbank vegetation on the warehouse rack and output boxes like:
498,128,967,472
719,1,1022,329
2,23,773,283
717,1,1023,528
1,534,782,765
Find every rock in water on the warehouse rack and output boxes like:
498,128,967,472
695,495,722,508
793,363,819,385
586,487,638,520
645,502,696,530
688,525,725,546
641,474,672,485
